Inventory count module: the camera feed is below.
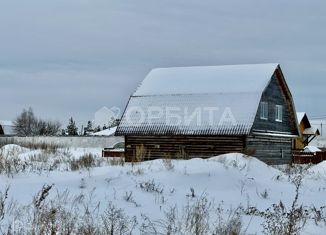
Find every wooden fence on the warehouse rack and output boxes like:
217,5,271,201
292,151,326,164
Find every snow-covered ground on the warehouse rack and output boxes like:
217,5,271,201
90,126,117,136
311,136,326,149
1,144,326,234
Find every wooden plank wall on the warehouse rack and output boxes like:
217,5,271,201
246,135,293,164
125,135,246,162
252,74,293,133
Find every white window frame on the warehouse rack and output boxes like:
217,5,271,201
275,105,283,122
260,102,268,120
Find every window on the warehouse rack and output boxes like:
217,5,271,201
260,102,268,120
275,105,283,122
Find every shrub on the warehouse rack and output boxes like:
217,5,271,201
0,186,9,222
70,153,97,171
102,202,138,235
139,179,164,194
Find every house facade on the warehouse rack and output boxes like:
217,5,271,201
116,63,299,164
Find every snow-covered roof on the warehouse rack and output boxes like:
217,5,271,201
90,126,117,136
0,120,15,135
296,112,320,136
117,93,259,135
0,120,13,126
296,112,306,124
134,63,279,96
303,127,320,135
116,63,291,136
303,146,321,153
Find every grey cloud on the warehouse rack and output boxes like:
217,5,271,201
1,0,326,125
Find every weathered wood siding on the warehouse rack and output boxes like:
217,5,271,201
244,73,296,165
246,135,292,164
125,135,246,162
252,74,293,133
122,69,297,165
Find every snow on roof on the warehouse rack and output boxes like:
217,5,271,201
0,120,13,126
117,63,282,136
0,120,15,135
296,113,320,136
296,112,306,124
303,127,320,135
117,93,259,135
90,126,117,136
134,63,279,96
303,145,321,153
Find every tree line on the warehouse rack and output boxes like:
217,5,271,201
13,108,61,136
12,107,119,136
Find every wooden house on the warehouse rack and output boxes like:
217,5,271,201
293,112,320,150
116,64,299,164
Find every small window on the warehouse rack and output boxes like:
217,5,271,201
260,102,268,120
275,105,283,122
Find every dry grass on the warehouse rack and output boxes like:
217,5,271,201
0,138,61,153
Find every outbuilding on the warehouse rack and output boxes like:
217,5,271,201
0,120,14,136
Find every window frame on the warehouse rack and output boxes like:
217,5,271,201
260,101,268,120
275,105,283,122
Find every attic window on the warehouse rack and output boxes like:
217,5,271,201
260,102,268,120
275,105,283,122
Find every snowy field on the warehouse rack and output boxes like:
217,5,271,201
1,144,326,234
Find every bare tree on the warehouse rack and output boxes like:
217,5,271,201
13,107,61,136
13,107,37,136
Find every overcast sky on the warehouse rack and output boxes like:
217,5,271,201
1,0,326,127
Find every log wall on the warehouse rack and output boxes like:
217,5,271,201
246,135,293,164
125,135,246,162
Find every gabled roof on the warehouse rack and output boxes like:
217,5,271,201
296,112,320,136
0,120,14,135
116,63,295,136
303,127,320,135
134,63,279,96
296,112,306,124
296,112,312,128
0,120,13,126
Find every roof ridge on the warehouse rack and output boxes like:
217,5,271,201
132,91,262,98
134,63,278,96
150,63,279,70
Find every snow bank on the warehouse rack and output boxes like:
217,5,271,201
0,144,29,156
0,149,325,234
0,144,106,173
308,161,326,177
209,153,282,178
